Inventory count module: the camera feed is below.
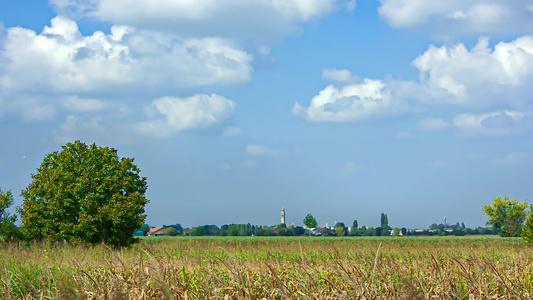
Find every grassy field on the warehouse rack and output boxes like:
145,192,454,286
1,236,531,299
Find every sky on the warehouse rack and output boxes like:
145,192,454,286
1,0,533,229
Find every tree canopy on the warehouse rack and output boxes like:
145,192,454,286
303,213,317,229
483,196,529,237
20,141,148,247
0,188,20,242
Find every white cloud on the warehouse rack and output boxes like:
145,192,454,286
220,163,231,171
22,103,56,123
50,0,343,43
322,68,358,84
453,110,533,137
378,0,533,38
339,161,364,174
345,0,357,11
293,79,407,122
223,126,242,137
246,144,282,157
492,152,528,166
61,96,110,113
409,37,533,107
418,117,450,131
49,115,106,144
0,16,253,94
137,94,236,137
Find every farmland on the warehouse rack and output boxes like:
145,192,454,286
1,236,531,299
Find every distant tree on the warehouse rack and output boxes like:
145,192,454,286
293,226,305,236
0,188,21,242
401,228,407,236
194,226,206,236
352,220,358,229
334,226,345,236
375,227,382,236
165,227,179,236
380,213,389,230
303,213,317,229
429,223,438,230
483,196,529,237
229,226,240,236
461,222,466,229
334,222,346,236
19,141,148,247
140,224,150,236
220,230,228,236
133,230,144,237
335,222,345,228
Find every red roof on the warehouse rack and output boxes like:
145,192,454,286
147,226,165,236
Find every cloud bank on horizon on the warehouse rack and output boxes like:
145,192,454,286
0,0,532,228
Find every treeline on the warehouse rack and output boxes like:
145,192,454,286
138,222,497,237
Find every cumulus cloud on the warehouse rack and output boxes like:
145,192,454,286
453,110,533,137
492,152,528,166
50,0,346,43
378,0,533,38
418,117,450,131
293,78,406,122
49,115,106,144
410,37,533,107
322,68,358,84
22,103,56,123
61,96,111,113
223,126,242,137
137,94,236,137
246,144,282,157
0,16,253,94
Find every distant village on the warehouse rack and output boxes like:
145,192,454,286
137,207,497,237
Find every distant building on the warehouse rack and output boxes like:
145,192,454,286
147,226,165,236
281,207,285,225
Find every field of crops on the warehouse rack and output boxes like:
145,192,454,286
1,236,531,299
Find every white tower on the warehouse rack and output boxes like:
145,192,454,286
281,207,285,224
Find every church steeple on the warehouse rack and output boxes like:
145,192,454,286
281,207,285,225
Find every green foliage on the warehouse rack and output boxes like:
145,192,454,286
140,224,150,235
20,141,148,247
375,227,382,236
0,188,21,242
334,226,345,236
352,219,358,229
194,226,206,236
303,213,317,229
380,213,390,230
483,196,529,237
522,212,533,244
165,227,179,236
220,230,228,236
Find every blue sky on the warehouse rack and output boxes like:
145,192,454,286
1,0,533,229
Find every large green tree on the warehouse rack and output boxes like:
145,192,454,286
303,213,317,229
0,188,20,242
483,196,529,237
20,141,148,247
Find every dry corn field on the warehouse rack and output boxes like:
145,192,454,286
1,236,532,299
